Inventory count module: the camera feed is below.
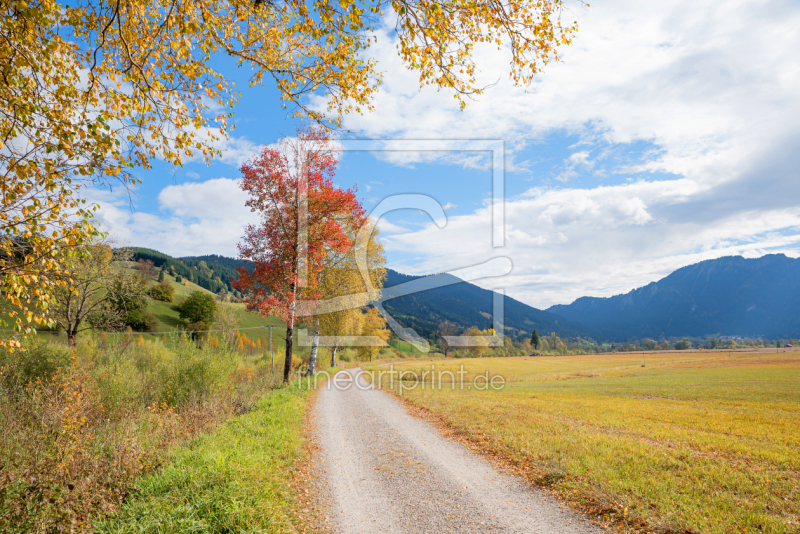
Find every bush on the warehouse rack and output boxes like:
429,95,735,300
178,291,217,324
0,338,71,391
0,333,260,533
149,281,175,302
186,320,210,342
159,355,215,406
126,310,160,332
175,275,182,283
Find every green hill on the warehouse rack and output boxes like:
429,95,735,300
128,247,241,296
115,258,285,349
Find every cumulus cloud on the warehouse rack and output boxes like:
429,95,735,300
319,0,800,184
381,172,800,307
314,0,800,307
92,178,259,257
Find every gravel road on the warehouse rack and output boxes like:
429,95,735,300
311,368,605,534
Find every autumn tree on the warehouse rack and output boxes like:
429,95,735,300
149,281,175,302
50,244,142,344
105,274,152,331
309,213,386,370
464,326,491,357
358,307,391,362
436,321,460,357
236,128,365,383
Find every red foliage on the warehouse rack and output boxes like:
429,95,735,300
234,128,365,379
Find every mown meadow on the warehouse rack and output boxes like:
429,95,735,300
370,350,800,533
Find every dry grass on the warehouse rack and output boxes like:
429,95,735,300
370,350,800,533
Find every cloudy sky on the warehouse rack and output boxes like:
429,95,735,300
93,0,800,309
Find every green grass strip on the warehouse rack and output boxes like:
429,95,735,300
94,384,311,534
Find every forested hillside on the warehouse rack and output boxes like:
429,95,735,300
383,269,597,342
129,248,247,295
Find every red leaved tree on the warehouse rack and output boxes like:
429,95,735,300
235,128,365,382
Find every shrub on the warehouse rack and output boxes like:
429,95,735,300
175,275,182,283
149,281,175,302
186,321,210,342
126,310,159,332
0,333,260,533
178,291,217,324
0,338,71,391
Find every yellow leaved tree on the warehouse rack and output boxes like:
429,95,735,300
357,307,391,362
1,0,577,348
312,217,386,369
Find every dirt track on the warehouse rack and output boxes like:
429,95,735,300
311,369,605,534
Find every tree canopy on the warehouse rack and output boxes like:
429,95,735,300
236,128,367,381
178,291,217,324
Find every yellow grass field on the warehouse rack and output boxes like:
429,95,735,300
368,350,800,533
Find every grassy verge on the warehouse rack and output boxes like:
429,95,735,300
369,351,800,533
0,334,298,533
94,383,314,534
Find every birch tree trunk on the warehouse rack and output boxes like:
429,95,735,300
307,332,319,375
331,344,338,367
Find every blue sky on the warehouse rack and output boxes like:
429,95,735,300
93,0,800,309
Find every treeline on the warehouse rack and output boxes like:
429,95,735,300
418,324,800,359
612,336,798,352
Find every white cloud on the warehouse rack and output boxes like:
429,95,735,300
318,0,800,186
442,202,457,210
186,171,200,179
314,0,800,308
382,176,800,307
93,178,259,257
375,218,410,235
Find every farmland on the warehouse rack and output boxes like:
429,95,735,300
368,350,800,533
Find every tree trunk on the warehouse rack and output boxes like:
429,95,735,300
67,319,80,346
331,344,338,367
283,324,293,383
307,332,319,375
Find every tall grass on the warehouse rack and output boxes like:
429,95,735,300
95,382,316,534
0,333,281,533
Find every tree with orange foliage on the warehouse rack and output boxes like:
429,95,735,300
235,128,366,382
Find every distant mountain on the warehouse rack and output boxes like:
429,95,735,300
382,269,597,342
547,254,800,340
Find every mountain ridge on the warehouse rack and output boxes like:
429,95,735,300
382,268,597,342
547,253,800,340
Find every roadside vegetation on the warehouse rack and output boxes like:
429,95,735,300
0,329,332,533
372,350,800,533
94,378,326,534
